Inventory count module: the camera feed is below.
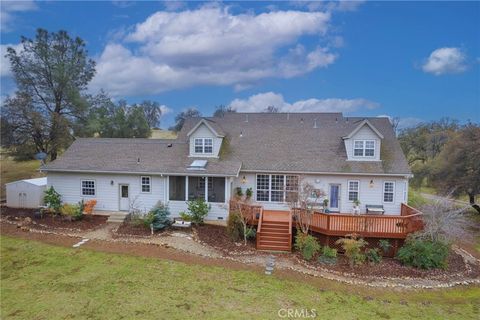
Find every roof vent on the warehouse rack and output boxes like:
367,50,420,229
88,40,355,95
245,114,249,122
313,118,318,129
335,117,338,123
239,131,243,138
167,143,173,148
300,118,304,124
188,160,208,171
287,113,290,120
137,157,140,164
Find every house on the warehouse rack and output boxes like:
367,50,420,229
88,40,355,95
42,112,411,220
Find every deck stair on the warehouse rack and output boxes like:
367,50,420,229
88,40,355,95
256,210,292,252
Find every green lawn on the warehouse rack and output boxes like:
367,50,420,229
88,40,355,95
0,157,44,199
1,236,479,319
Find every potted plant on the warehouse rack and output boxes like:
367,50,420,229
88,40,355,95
353,199,361,214
245,188,253,200
322,199,329,212
234,187,243,200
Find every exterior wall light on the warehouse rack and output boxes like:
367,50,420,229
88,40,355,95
369,180,374,188
241,176,247,184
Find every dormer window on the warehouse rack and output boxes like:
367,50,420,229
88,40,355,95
194,138,213,154
353,140,375,157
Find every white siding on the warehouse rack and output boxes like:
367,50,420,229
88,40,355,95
189,123,223,158
234,172,408,215
48,172,166,213
344,124,382,161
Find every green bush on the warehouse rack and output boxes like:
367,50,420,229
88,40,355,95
179,211,192,222
245,188,253,199
366,248,382,264
245,227,256,240
336,234,367,267
186,198,211,224
227,211,243,241
378,239,392,255
396,237,450,269
294,233,320,261
318,245,337,264
149,202,172,231
235,187,243,197
143,211,156,228
60,203,83,220
44,187,62,213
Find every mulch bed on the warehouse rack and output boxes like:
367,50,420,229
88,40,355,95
294,250,480,279
195,224,255,255
0,206,107,231
114,222,155,237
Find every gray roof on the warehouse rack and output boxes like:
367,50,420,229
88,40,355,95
44,113,410,176
44,139,241,176
179,113,411,175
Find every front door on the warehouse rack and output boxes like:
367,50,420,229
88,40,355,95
329,184,340,212
119,184,129,211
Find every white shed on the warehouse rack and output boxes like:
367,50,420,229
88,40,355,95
6,177,47,208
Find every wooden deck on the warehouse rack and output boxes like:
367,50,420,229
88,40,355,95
230,201,423,245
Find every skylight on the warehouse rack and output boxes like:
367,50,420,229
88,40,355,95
188,160,208,170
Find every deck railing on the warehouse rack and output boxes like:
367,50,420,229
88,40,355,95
230,200,423,239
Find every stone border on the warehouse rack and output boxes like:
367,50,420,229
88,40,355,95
3,220,479,289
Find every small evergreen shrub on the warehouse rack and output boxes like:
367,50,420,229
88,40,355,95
396,237,450,269
186,198,211,224
149,202,172,231
366,248,382,264
336,234,368,267
318,245,337,264
245,227,256,240
295,233,320,261
44,187,62,213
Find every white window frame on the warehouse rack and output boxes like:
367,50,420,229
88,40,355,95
255,174,299,203
140,176,151,193
353,139,375,158
193,138,213,154
81,180,96,197
347,180,360,202
383,181,395,203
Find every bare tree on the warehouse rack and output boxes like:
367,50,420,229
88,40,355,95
287,176,325,234
417,194,473,243
234,201,250,245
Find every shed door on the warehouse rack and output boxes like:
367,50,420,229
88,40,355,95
19,192,27,208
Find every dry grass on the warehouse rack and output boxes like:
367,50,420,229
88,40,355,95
0,156,43,199
150,129,177,139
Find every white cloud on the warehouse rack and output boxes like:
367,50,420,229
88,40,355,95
1,0,37,32
228,92,379,113
160,105,172,115
90,6,336,96
163,1,186,11
0,43,23,77
292,1,365,12
422,47,467,75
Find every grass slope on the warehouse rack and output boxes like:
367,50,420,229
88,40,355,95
1,236,479,319
0,158,43,199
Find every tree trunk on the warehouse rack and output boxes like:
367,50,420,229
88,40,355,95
468,193,480,214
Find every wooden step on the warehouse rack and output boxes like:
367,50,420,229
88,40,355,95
257,244,291,252
259,240,290,247
259,234,290,241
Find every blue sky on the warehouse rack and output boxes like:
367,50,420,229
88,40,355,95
1,1,479,128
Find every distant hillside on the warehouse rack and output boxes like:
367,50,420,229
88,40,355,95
150,129,177,139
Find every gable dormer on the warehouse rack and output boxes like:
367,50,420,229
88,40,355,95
187,119,224,158
343,119,384,161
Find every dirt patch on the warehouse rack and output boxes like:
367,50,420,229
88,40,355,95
195,224,256,255
114,222,154,237
293,249,480,280
1,207,107,232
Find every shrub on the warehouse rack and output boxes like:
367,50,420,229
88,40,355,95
245,227,256,240
227,211,243,241
336,234,368,267
235,187,243,197
149,202,172,231
366,248,382,264
44,187,62,213
143,211,156,228
60,203,83,220
179,211,192,222
294,233,320,261
186,198,211,224
83,199,97,215
396,237,450,269
245,188,253,199
318,245,337,264
378,239,392,255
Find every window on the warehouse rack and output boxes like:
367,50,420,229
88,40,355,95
256,174,270,202
383,181,395,203
194,138,213,154
81,180,95,196
256,174,299,202
188,177,206,201
141,176,151,193
353,140,375,158
169,176,186,201
348,180,359,201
